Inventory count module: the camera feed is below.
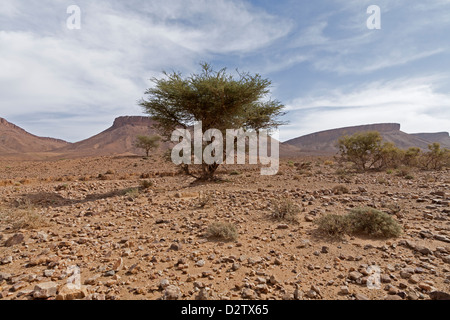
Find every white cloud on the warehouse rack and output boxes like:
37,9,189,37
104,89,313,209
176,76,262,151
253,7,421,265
0,0,292,141
280,76,450,141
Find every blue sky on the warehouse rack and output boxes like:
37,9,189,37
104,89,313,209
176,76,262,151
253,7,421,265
1,0,449,142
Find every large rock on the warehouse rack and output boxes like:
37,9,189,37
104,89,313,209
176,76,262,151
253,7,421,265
163,285,181,300
429,291,450,300
4,233,24,247
56,284,89,300
33,282,59,299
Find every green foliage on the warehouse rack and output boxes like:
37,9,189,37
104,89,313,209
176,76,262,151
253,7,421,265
379,142,403,169
139,62,286,180
338,131,449,171
206,222,238,241
346,207,403,238
134,135,161,157
404,147,421,167
424,143,449,170
316,207,402,239
338,131,383,171
316,214,350,238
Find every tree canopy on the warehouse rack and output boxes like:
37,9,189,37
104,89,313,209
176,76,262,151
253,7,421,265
139,63,286,180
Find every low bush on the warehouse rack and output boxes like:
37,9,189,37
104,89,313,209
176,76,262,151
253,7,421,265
206,222,238,241
346,207,403,238
316,214,350,238
271,198,300,223
316,207,402,238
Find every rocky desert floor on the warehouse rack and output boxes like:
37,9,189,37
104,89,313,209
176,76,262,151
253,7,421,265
0,155,449,300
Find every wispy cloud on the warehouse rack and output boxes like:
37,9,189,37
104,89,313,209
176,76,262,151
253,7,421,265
280,75,450,141
0,0,291,141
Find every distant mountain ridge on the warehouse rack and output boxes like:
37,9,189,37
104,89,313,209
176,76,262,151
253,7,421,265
284,123,450,153
1,117,449,159
0,117,69,155
52,116,162,157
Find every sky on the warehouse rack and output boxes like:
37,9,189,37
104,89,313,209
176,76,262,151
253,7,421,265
0,0,449,143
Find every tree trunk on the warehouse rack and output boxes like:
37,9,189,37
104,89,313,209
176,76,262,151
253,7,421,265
201,163,220,181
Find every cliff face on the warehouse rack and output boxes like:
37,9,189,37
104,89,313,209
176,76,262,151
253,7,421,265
110,116,156,129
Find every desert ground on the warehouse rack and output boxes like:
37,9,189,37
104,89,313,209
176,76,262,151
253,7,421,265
0,155,449,300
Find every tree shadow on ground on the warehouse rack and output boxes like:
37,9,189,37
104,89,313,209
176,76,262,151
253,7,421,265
16,188,134,208
309,228,347,244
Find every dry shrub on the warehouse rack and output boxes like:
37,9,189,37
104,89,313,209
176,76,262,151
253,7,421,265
332,185,349,195
139,180,153,189
0,180,14,187
206,222,238,241
271,197,300,223
316,207,402,239
316,214,349,238
0,202,49,231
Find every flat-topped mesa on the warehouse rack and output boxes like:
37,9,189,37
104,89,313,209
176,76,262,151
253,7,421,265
111,116,156,129
314,123,401,136
412,132,450,140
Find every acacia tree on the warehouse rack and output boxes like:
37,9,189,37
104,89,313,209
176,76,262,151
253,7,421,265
337,131,383,171
134,135,161,157
138,63,286,180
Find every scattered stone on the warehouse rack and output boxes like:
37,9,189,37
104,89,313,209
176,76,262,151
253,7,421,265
354,293,370,300
196,260,205,267
442,255,450,264
1,256,13,265
232,263,241,271
340,286,349,295
84,275,100,285
349,271,363,281
0,272,12,282
170,243,182,251
242,288,256,300
384,295,403,300
195,288,209,300
113,258,123,272
163,285,181,300
159,279,170,289
297,239,311,248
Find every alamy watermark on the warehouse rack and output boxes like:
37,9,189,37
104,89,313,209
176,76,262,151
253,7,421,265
66,265,81,289
367,5,381,30
171,122,279,176
366,265,382,290
67,5,81,30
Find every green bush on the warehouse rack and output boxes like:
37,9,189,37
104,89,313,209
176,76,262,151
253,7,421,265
424,143,449,170
315,214,350,238
316,207,402,238
346,207,402,238
206,222,238,241
337,131,383,171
